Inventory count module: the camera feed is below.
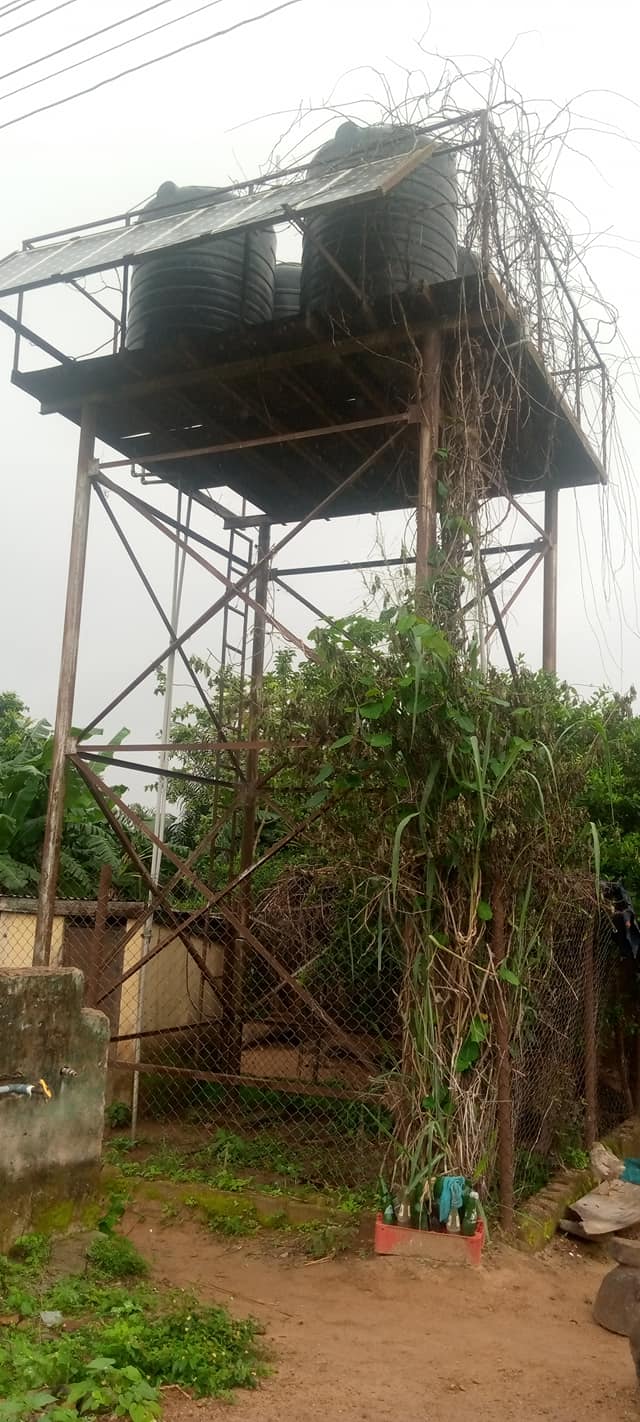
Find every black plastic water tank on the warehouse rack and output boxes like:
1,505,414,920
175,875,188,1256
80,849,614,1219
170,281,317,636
273,261,301,320
126,181,276,350
300,123,457,316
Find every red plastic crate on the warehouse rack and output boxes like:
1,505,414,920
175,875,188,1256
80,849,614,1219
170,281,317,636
374,1213,485,1266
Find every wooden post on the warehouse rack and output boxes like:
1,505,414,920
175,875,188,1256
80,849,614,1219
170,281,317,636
415,329,442,612
33,405,95,965
224,522,270,1071
492,881,514,1232
542,486,558,674
583,919,598,1148
88,863,111,1007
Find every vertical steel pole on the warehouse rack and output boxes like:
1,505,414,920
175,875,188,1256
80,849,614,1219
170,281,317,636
88,862,111,1008
224,522,270,1072
415,329,441,612
493,880,514,1233
130,489,190,1139
583,917,598,1147
34,405,96,966
542,487,558,673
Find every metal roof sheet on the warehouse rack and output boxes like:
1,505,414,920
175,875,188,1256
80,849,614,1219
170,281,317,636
0,144,433,298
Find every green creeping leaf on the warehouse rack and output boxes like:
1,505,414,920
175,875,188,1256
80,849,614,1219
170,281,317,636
391,811,418,905
328,734,354,751
477,900,493,922
365,731,392,748
305,787,329,810
499,964,521,987
312,763,334,785
522,769,548,832
456,1015,490,1072
468,735,487,821
456,1037,480,1073
359,689,394,721
396,610,418,635
470,1016,489,1044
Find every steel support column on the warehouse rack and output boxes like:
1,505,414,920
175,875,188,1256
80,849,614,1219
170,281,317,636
224,523,271,1072
415,329,441,609
542,487,558,673
33,405,95,965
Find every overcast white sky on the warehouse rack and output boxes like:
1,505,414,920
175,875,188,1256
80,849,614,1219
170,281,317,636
1,0,640,757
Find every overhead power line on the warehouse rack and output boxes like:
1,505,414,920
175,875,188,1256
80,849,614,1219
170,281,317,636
0,0,305,131
0,0,49,18
0,0,220,97
0,0,81,39
0,0,179,84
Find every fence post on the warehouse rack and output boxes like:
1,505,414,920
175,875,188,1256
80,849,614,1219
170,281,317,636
583,917,598,1148
88,863,111,1008
492,880,514,1231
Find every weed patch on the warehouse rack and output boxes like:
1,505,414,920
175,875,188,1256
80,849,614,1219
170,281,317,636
0,1233,264,1422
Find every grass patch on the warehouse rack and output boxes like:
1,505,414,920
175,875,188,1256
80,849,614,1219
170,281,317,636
293,1220,356,1259
0,1233,264,1422
204,1204,260,1238
104,1129,378,1212
86,1234,148,1280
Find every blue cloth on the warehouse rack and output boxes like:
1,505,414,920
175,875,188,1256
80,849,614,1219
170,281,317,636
439,1174,466,1224
622,1158,640,1184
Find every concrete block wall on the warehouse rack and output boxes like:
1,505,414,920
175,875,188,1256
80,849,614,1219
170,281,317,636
0,967,109,1249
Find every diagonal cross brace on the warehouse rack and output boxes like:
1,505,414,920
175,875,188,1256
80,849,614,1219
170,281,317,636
74,755,377,1075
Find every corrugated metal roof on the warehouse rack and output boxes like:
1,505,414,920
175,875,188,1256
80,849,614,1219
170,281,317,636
0,144,433,298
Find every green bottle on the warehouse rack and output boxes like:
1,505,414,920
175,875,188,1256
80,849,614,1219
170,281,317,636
461,1189,479,1237
382,1187,396,1225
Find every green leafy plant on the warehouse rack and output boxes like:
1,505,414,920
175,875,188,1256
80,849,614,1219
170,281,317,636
0,1248,263,1421
86,1235,148,1280
106,1102,133,1130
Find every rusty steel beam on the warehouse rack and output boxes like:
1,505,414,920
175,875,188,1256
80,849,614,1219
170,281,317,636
75,756,377,1074
0,306,71,366
461,543,543,616
272,575,335,628
543,486,559,673
34,406,95,965
415,328,441,605
87,862,111,1008
482,567,518,679
485,551,545,642
70,756,224,1007
93,483,246,781
81,427,406,738
284,209,376,326
76,739,300,754
96,472,317,663
110,1058,370,1104
91,759,288,981
225,522,271,1070
98,411,411,471
77,750,237,790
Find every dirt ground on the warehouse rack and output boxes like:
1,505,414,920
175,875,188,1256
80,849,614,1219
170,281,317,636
126,1203,638,1422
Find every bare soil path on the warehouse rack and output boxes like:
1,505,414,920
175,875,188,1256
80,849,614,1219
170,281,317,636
126,1204,637,1421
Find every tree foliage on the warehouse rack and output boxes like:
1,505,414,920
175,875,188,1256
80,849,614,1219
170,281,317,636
0,693,140,899
161,613,640,1180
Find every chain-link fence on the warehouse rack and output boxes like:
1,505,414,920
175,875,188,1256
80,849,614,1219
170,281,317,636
0,880,633,1207
510,899,620,1202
